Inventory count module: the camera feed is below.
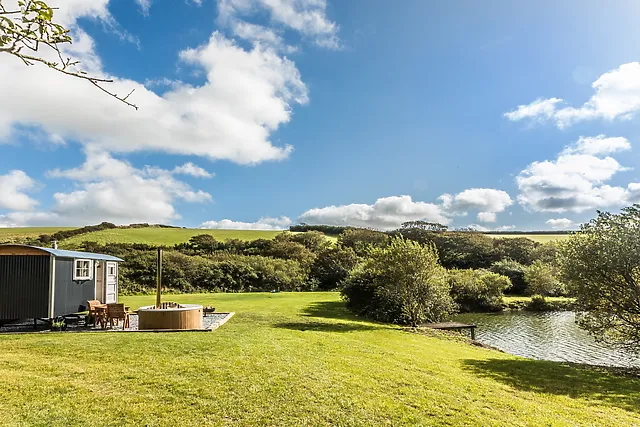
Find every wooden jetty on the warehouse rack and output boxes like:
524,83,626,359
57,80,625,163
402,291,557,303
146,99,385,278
422,322,477,340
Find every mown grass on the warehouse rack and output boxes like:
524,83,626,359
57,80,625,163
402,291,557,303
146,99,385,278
486,233,570,243
62,228,286,246
0,227,75,243
1,292,639,426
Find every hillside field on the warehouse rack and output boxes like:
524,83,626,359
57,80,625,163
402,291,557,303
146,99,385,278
0,292,638,426
0,226,570,247
0,227,75,243
60,228,285,247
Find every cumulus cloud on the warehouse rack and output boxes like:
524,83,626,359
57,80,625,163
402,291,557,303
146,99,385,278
560,135,631,156
172,162,214,178
477,212,497,223
546,218,575,230
516,136,638,213
4,149,212,226
298,195,449,230
218,0,340,49
200,216,292,230
439,188,513,220
0,170,39,211
0,3,308,165
505,62,640,128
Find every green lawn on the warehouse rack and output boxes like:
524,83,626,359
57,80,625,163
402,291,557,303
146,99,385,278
1,293,638,426
0,227,75,243
62,228,286,247
486,233,570,243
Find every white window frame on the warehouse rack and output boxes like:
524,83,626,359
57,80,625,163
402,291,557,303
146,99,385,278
107,263,117,277
73,259,93,281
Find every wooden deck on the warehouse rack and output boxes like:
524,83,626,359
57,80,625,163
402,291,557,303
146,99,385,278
422,322,477,340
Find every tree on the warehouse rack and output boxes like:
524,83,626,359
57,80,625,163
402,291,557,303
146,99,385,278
342,237,454,326
449,269,511,312
492,237,539,265
489,259,525,294
309,245,358,290
559,205,640,352
338,228,389,257
524,260,564,298
0,0,137,108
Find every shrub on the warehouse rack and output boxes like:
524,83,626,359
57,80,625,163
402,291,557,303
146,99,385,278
342,237,454,326
489,259,526,295
448,269,511,312
338,229,389,257
524,260,565,298
492,237,539,265
309,245,359,290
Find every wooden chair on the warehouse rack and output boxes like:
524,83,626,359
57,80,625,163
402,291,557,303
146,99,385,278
107,303,130,329
87,300,104,327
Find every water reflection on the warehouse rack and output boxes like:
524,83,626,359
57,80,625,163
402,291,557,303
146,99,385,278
453,311,640,367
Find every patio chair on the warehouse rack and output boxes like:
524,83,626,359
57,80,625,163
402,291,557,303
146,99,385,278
106,303,130,329
87,300,104,326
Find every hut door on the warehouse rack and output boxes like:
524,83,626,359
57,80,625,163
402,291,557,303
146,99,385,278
105,262,118,303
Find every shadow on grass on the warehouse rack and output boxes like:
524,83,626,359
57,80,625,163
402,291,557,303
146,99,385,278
300,300,355,320
462,358,640,414
273,321,381,333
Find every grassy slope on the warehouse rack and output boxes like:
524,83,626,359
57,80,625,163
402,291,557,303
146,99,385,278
0,227,75,243
1,293,639,426
62,228,285,246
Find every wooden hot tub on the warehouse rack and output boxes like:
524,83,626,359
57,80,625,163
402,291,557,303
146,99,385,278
138,304,203,330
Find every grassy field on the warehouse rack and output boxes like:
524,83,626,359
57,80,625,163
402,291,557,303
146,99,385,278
1,292,639,426
486,233,570,243
62,228,286,247
0,227,75,243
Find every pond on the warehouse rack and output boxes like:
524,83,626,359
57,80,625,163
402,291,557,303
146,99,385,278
452,311,640,368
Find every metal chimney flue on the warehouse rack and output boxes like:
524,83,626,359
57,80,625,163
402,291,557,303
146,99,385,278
52,240,58,249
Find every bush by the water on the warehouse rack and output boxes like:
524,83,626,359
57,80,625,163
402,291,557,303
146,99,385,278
448,269,511,312
341,237,454,326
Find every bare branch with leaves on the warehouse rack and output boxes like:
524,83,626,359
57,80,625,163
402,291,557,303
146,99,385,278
0,0,138,109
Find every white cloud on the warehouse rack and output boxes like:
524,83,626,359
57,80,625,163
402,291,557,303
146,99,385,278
504,98,563,122
0,170,38,211
546,218,575,230
298,195,449,231
200,216,292,230
440,188,513,216
0,5,308,164
218,0,340,49
477,212,497,223
561,135,631,156
172,162,214,178
6,149,213,226
136,0,151,15
516,136,637,213
505,62,640,128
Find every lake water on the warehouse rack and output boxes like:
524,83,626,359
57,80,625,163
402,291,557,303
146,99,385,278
452,311,640,368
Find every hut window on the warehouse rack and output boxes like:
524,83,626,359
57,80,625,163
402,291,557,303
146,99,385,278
73,259,93,280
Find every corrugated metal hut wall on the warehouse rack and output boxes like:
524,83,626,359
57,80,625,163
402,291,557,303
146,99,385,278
0,255,51,320
53,258,96,317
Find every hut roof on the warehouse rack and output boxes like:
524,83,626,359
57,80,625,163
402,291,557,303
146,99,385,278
0,245,124,262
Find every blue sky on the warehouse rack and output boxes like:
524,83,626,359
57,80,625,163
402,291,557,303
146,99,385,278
1,0,640,231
